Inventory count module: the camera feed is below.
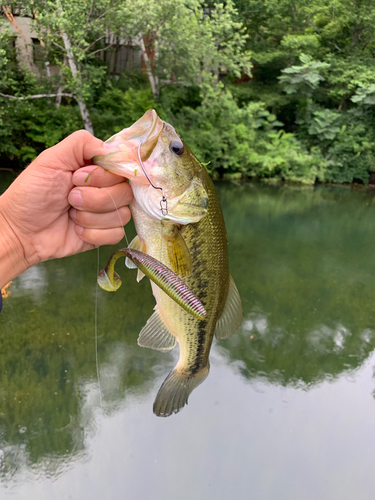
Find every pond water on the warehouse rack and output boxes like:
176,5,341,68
1,180,375,499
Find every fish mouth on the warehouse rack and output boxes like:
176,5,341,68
92,109,163,167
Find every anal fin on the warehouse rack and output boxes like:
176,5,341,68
215,275,242,340
138,308,177,351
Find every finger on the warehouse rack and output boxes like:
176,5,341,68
72,165,127,188
38,130,108,171
75,225,126,247
68,182,133,213
69,206,131,229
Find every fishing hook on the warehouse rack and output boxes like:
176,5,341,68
138,142,168,216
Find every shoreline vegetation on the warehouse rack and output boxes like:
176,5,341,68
1,1,375,185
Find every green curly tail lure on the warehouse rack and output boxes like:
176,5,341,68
98,248,207,320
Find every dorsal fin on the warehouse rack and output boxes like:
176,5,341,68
138,308,177,351
215,275,242,340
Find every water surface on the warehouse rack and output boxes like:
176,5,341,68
1,181,375,499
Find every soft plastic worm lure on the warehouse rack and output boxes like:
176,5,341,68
98,248,207,320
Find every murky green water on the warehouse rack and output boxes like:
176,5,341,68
2,181,375,499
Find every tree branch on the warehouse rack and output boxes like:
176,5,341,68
87,43,116,57
83,35,108,53
52,41,66,51
0,92,75,100
82,10,110,38
2,5,28,50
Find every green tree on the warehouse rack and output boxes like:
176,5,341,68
119,0,252,98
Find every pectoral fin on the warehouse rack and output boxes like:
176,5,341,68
126,235,146,282
125,235,141,269
165,227,192,276
138,308,177,351
215,275,242,340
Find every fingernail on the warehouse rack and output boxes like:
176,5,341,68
74,171,91,186
70,190,83,207
75,225,83,235
70,208,77,220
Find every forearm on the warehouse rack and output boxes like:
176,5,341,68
0,211,29,290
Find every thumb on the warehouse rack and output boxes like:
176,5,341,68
37,130,109,172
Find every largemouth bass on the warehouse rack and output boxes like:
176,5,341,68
93,110,242,416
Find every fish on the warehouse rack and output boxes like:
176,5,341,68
93,110,242,417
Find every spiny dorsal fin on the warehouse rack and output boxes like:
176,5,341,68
165,227,192,276
215,275,242,340
126,235,146,281
138,308,177,351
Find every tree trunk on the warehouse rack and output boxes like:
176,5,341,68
58,4,94,134
139,36,159,99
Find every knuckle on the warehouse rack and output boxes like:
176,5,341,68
97,191,110,211
71,129,92,142
111,229,125,245
121,207,131,224
81,228,124,247
122,183,133,201
81,187,105,211
75,210,88,225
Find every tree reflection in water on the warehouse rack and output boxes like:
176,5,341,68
2,182,375,477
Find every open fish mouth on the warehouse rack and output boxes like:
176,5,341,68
92,109,164,166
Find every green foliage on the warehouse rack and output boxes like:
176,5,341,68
307,108,341,141
3,0,375,183
120,0,252,93
0,98,82,165
92,86,160,140
173,85,320,183
351,84,375,105
278,54,330,96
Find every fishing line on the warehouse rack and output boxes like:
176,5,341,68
94,186,129,414
101,187,129,246
137,141,168,216
95,247,103,412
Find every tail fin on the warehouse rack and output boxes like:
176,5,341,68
153,364,210,417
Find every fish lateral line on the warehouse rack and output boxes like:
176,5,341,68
97,248,207,320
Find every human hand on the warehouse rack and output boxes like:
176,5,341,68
0,130,132,288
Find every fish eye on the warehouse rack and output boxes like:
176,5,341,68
170,140,184,156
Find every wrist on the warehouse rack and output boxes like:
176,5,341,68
0,210,30,289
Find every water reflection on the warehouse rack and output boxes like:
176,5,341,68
218,309,375,388
1,182,375,489
217,182,375,387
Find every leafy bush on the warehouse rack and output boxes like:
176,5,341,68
173,85,320,183
92,86,159,140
